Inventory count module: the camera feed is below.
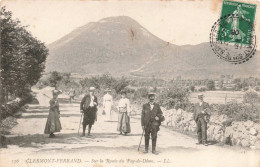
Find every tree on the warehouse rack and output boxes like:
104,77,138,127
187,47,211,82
48,71,62,88
0,7,48,102
189,85,195,92
206,80,215,90
114,77,129,94
218,80,224,89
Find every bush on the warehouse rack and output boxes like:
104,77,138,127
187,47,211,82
190,85,195,92
133,87,148,100
211,103,259,123
198,87,206,92
113,77,129,94
157,86,190,110
206,80,215,90
243,91,259,104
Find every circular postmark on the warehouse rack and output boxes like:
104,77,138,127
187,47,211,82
210,14,257,64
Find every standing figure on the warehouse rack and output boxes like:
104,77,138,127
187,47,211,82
69,87,76,103
226,4,250,42
80,87,98,137
193,93,210,146
117,90,131,135
103,88,113,121
44,90,62,138
141,90,165,155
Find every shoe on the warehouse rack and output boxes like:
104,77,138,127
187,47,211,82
80,133,85,137
49,133,55,138
143,150,148,154
203,143,208,146
196,142,202,145
152,151,159,155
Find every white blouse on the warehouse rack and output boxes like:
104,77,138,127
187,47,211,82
103,94,113,105
117,98,130,113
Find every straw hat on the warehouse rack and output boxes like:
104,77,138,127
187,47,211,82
148,87,156,95
105,88,111,92
89,87,95,91
52,89,61,95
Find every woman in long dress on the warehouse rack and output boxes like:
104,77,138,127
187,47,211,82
117,90,131,135
44,90,62,138
103,88,113,121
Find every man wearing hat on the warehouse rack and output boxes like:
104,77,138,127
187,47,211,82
80,87,98,137
193,93,210,146
141,89,165,155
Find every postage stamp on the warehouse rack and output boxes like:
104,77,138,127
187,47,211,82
210,0,257,64
218,0,257,46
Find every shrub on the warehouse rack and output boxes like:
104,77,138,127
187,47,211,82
211,103,259,123
243,91,259,104
114,77,129,94
206,80,216,90
133,87,148,100
190,85,195,92
157,86,190,110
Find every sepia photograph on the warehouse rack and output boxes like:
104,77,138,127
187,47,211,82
0,0,259,167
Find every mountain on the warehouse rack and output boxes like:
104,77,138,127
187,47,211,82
46,16,260,79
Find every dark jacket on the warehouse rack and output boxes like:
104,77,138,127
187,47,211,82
80,94,98,112
193,102,210,122
141,103,165,127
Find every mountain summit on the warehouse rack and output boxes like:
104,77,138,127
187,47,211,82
46,16,259,79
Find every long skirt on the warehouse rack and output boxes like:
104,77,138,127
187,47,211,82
117,112,131,133
44,111,62,134
83,107,96,126
104,102,112,121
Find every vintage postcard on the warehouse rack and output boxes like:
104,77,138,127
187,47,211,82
0,0,259,167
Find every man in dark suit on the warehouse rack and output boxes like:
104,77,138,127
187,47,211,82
80,87,98,137
193,93,210,146
141,90,165,155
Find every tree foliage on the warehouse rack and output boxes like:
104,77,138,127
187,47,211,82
0,7,48,102
206,80,215,90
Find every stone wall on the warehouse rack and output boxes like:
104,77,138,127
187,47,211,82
161,107,260,149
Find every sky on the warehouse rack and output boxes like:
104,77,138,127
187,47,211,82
1,0,260,45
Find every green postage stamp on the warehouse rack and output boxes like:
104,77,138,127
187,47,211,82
218,0,257,46
210,0,257,64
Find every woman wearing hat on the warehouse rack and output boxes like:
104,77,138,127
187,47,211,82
117,90,131,135
103,88,113,121
44,90,62,138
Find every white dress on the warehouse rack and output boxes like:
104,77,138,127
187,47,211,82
103,93,113,121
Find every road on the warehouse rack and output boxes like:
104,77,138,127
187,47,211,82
0,98,259,167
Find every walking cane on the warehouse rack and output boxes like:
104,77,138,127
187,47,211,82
78,113,83,136
138,128,145,151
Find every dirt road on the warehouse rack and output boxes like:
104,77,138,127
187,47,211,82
0,98,259,167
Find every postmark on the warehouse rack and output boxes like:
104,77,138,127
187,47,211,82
210,0,257,64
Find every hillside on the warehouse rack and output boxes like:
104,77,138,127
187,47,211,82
46,16,260,79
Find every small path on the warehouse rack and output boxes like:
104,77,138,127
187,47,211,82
0,98,259,167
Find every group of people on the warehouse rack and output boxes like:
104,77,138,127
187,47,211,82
44,86,210,154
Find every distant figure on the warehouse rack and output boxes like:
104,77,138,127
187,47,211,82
80,87,98,137
117,90,131,135
103,88,113,121
141,90,165,155
193,93,210,146
69,87,76,103
44,90,62,138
